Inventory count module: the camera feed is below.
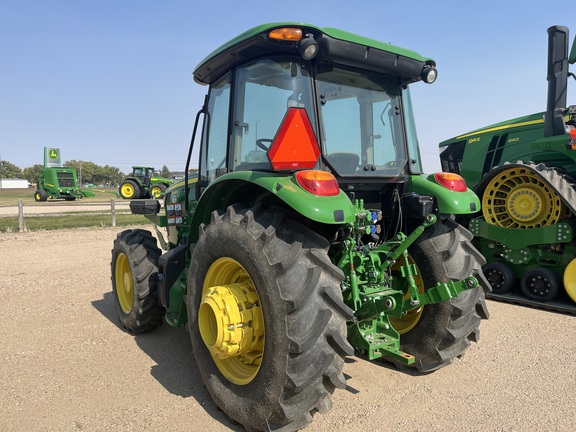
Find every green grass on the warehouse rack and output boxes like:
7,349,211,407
0,188,152,232
0,214,152,232
0,188,120,205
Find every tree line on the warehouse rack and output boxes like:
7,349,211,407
0,160,174,186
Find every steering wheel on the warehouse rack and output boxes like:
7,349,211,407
256,138,273,151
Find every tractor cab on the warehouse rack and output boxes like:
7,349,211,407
131,166,155,187
192,24,440,211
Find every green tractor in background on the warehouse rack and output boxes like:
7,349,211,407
439,25,576,314
111,23,489,431
118,166,173,199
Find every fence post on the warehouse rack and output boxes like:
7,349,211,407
18,199,24,233
111,199,116,227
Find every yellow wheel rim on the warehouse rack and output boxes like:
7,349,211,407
389,255,425,334
121,183,134,198
482,168,565,228
115,253,133,314
563,258,576,303
200,257,264,385
150,186,161,198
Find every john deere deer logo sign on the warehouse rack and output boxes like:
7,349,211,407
44,147,61,168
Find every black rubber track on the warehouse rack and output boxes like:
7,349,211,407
396,216,490,372
111,229,165,333
517,161,576,215
186,204,354,432
477,161,576,314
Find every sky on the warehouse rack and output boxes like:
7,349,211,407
1,0,575,175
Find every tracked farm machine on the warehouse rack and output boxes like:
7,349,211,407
440,25,576,314
111,23,489,431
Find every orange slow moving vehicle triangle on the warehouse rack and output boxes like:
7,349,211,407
267,107,320,170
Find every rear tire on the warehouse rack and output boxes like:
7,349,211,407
187,204,353,432
111,229,165,333
119,180,140,199
393,217,490,372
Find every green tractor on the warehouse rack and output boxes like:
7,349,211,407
439,25,576,314
111,23,489,431
118,166,173,199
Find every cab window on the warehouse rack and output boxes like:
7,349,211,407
199,75,231,183
317,66,406,176
231,59,315,171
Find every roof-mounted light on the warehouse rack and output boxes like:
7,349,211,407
420,60,438,84
298,34,319,60
269,28,319,60
421,66,438,84
269,27,303,42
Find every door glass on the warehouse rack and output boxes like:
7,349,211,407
317,67,406,176
231,59,314,171
200,75,231,183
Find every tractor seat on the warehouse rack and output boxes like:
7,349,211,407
245,150,269,163
234,150,271,171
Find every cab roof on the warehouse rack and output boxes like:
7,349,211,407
193,22,435,86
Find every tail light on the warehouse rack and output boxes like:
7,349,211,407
569,129,576,150
295,170,340,196
434,172,468,192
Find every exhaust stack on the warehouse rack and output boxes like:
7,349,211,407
544,25,569,137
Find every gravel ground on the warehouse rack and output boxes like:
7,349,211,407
1,226,575,432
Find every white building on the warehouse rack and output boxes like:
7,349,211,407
0,178,29,188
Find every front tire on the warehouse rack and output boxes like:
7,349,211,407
392,217,490,372
111,229,165,333
150,183,167,199
187,204,353,432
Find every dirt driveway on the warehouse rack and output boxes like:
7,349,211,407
1,226,575,431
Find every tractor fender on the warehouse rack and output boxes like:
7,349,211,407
189,172,355,243
409,174,481,215
122,176,144,186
